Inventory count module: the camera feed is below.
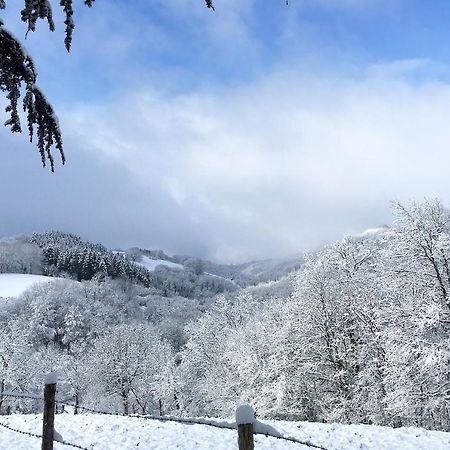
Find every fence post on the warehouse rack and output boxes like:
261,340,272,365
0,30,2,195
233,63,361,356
42,372,57,450
236,404,255,450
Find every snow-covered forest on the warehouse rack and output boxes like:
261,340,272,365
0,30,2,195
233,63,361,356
0,199,449,435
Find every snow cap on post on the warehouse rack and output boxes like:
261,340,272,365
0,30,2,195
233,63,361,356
45,371,58,385
235,404,255,425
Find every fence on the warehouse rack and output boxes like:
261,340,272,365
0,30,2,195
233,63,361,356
0,376,328,450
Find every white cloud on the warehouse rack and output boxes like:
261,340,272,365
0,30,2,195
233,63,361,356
64,61,450,261
4,0,450,263
303,0,388,11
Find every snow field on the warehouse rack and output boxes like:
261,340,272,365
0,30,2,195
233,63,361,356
0,414,449,449
137,256,184,271
0,273,60,298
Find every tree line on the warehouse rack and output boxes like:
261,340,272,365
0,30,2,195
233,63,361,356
0,230,238,298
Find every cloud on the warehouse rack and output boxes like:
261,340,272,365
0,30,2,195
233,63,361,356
3,1,450,263
304,0,385,10
62,59,450,262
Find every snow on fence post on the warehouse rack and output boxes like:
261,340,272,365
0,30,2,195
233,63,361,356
42,372,57,450
236,404,255,450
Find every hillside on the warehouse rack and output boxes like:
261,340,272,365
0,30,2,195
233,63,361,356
0,273,62,298
136,255,184,271
0,232,241,299
0,232,302,294
1,414,449,449
128,247,304,287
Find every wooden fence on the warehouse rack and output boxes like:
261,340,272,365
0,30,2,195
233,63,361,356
0,375,326,450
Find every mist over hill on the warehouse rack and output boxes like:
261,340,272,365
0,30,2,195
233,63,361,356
0,231,303,297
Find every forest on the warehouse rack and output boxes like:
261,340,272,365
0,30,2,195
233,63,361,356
0,199,449,432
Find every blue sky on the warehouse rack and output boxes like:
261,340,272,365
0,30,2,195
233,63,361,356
7,0,450,99
3,0,450,261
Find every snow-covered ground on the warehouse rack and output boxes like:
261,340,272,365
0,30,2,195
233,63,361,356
0,273,60,298
137,256,184,271
204,271,239,287
0,414,449,449
135,255,238,285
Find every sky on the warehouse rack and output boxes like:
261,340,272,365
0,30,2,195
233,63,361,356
3,0,450,262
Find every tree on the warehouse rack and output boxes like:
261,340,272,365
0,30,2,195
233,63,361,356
184,257,205,275
0,238,43,274
283,235,388,424
379,200,450,430
87,324,175,415
0,1,214,171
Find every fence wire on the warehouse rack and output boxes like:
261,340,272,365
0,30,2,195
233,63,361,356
0,391,42,401
55,399,328,449
0,392,329,449
0,419,90,450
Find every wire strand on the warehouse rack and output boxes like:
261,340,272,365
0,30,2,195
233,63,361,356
54,400,328,449
0,391,43,401
0,393,328,449
0,420,90,450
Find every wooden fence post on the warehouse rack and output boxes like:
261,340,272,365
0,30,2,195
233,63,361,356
236,404,255,450
42,372,57,450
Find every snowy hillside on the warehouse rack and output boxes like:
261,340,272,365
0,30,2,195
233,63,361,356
137,255,184,271
126,246,303,286
136,254,239,285
0,273,60,298
0,414,449,449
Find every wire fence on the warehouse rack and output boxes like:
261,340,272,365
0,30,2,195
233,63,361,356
53,398,328,449
0,417,90,450
0,391,42,401
0,391,328,450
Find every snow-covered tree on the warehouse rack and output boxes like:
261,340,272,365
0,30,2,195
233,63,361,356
379,200,450,430
281,233,388,423
2,199,450,428
0,238,43,274
86,324,175,415
177,292,288,418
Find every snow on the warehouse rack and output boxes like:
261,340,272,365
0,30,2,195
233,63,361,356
235,404,255,425
254,420,282,438
53,429,63,443
357,227,388,237
0,414,449,449
205,271,239,287
45,372,58,385
0,274,61,298
137,256,183,271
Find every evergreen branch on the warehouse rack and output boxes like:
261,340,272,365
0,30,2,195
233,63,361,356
21,0,56,34
0,23,64,170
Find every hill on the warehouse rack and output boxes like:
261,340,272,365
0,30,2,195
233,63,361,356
0,273,62,298
128,247,304,287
